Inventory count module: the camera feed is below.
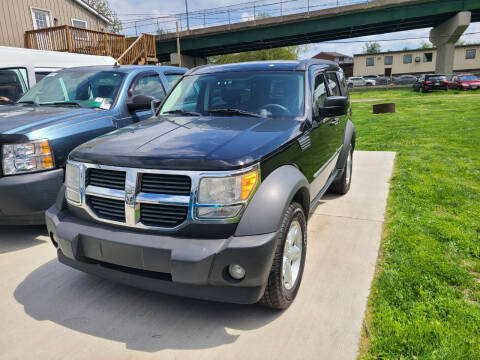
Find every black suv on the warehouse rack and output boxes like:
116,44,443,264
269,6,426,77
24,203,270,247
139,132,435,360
46,60,356,309
413,74,449,92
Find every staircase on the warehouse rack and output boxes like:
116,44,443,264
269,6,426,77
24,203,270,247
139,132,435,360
117,34,158,65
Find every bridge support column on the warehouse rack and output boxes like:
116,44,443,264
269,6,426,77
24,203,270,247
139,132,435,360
429,11,470,78
170,53,207,68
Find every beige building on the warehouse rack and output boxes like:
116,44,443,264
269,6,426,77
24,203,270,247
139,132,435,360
0,0,111,48
353,44,480,77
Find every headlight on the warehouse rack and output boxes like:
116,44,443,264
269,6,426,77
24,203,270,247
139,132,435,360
65,162,82,205
2,139,54,175
196,168,259,220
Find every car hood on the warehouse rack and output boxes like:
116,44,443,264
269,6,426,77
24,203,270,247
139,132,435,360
0,105,100,135
70,115,301,170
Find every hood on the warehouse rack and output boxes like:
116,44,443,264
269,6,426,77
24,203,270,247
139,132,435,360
70,115,301,170
0,105,100,135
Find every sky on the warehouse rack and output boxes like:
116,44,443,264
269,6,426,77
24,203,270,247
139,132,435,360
109,0,480,58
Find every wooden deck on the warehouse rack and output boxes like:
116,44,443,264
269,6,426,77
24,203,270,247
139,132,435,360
25,25,157,65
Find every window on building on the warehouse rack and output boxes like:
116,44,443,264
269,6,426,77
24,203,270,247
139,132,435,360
423,53,433,62
72,19,87,29
384,56,393,65
31,8,51,29
366,57,374,67
403,54,412,64
466,49,476,60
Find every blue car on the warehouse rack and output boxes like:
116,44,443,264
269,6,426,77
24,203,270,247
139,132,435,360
0,64,186,224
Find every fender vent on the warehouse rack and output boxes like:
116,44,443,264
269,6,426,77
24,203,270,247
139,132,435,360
298,133,311,151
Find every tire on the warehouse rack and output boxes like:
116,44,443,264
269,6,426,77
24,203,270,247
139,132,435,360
259,202,307,310
366,83,372,87
329,144,353,195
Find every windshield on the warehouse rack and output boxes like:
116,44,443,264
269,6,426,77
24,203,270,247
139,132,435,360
18,69,126,109
160,71,305,119
459,75,478,81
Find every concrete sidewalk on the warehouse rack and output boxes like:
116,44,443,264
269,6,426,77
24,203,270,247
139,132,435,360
0,151,395,360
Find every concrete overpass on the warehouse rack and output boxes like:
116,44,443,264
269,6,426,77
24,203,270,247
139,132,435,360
155,0,480,74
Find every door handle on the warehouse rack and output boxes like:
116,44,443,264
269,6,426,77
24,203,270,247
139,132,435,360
330,118,340,126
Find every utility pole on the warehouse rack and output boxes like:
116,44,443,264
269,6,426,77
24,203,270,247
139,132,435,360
176,21,182,67
185,0,189,31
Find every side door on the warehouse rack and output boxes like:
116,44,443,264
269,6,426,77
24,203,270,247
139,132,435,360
331,70,349,150
126,71,167,123
308,69,340,197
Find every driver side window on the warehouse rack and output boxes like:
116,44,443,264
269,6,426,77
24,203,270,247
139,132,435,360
313,73,327,115
132,74,166,101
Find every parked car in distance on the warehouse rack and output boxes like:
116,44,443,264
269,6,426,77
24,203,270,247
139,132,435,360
0,64,187,225
450,74,480,90
375,76,392,85
413,74,449,92
393,74,417,85
347,76,375,87
46,59,356,309
0,46,117,105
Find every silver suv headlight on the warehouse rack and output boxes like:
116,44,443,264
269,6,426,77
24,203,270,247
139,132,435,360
196,166,259,220
2,139,54,175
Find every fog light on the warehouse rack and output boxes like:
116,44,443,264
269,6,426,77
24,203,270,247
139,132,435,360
228,264,245,280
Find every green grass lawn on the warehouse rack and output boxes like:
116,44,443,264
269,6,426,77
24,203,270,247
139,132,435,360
352,89,480,359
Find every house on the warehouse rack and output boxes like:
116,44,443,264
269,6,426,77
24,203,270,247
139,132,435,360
0,0,111,48
313,52,354,77
353,44,480,77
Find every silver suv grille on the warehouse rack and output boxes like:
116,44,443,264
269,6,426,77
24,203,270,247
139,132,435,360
75,163,193,230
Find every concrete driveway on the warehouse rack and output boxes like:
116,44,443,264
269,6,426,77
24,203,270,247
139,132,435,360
0,151,395,360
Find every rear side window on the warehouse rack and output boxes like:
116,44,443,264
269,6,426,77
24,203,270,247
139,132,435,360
0,68,29,102
327,73,341,96
313,73,327,111
132,74,166,100
165,74,183,88
336,71,348,95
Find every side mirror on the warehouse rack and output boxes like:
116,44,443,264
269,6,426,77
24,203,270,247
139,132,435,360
320,96,349,117
127,94,155,112
151,98,163,114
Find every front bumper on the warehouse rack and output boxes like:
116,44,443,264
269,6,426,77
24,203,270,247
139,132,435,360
46,205,278,304
0,168,63,225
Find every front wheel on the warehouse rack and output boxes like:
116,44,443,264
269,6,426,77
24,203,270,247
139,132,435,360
259,202,307,310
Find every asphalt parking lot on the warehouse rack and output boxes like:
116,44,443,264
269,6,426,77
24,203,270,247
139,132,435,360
0,151,395,360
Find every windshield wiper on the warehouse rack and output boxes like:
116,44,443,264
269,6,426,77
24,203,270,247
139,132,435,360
208,108,264,118
164,109,201,116
47,101,82,107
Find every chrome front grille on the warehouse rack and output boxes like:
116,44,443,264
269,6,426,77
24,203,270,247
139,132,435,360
67,161,260,231
139,203,188,227
87,196,125,222
78,164,193,230
140,173,191,195
86,168,126,190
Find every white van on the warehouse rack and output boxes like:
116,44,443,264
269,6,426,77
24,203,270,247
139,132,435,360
0,46,116,104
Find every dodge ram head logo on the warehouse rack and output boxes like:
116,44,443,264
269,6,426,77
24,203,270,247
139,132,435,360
125,188,135,206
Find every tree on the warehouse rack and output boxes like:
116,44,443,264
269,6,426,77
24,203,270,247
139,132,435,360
209,46,299,64
362,42,381,54
85,0,122,33
402,46,410,51
420,41,433,49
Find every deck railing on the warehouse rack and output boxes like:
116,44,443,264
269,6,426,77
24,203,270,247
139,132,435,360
117,34,157,65
26,25,127,59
